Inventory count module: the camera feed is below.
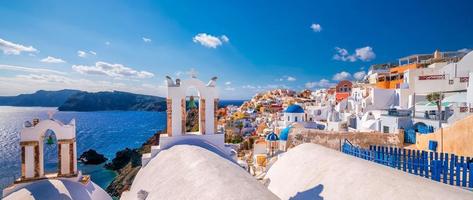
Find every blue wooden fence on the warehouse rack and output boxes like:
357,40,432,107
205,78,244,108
342,142,473,189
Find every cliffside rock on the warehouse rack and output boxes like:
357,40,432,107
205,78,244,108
105,130,163,198
104,148,141,171
106,163,142,197
79,149,108,165
185,108,199,132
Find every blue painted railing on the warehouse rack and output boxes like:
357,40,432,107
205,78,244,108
342,143,473,189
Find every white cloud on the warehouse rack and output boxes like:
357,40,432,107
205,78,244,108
278,75,297,82
175,71,184,77
333,47,357,62
353,71,366,80
105,41,111,46
0,38,38,55
40,56,66,64
77,50,88,58
355,46,376,61
333,46,376,62
332,71,352,81
16,74,73,83
224,87,235,91
0,64,66,75
242,85,256,89
287,76,296,81
142,37,152,43
77,50,97,58
192,33,229,48
310,23,322,32
458,48,471,53
72,61,154,79
225,81,232,85
305,79,334,89
220,35,229,43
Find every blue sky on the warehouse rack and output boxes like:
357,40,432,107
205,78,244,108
0,0,472,99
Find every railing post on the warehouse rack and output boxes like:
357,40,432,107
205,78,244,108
450,155,455,185
456,156,461,186
402,149,407,171
469,163,473,188
443,153,449,183
461,156,467,187
423,151,429,178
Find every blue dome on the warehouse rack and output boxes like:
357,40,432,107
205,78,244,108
284,105,304,113
265,132,279,141
279,126,292,141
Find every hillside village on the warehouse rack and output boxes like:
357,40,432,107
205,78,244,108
220,49,473,177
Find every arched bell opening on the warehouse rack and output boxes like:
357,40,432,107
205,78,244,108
184,87,205,135
42,129,59,176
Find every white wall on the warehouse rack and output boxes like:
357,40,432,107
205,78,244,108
379,115,413,133
25,146,35,178
282,113,304,127
468,72,473,105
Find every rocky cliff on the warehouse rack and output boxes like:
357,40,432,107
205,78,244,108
105,130,162,198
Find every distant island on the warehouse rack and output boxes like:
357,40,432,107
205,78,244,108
58,91,166,112
0,89,80,107
0,89,167,112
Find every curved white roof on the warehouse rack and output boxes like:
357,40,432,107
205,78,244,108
3,179,111,200
122,144,278,200
265,143,473,200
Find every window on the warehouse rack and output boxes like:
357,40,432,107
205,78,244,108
287,116,290,121
295,116,298,122
383,126,390,133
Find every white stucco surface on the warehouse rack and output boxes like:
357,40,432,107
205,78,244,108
3,179,111,200
122,144,278,200
265,143,473,200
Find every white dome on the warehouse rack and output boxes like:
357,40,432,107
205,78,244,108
3,179,111,200
122,144,278,200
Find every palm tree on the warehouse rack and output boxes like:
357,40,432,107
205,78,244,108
426,92,444,128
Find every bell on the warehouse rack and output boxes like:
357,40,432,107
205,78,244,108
46,136,54,145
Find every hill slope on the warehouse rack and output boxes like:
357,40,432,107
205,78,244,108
58,91,166,112
0,89,80,107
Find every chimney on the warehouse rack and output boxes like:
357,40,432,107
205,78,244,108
32,118,40,126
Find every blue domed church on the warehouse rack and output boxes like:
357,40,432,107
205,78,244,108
282,104,305,127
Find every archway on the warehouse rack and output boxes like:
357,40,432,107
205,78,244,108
165,76,219,137
42,129,59,175
185,87,201,134
19,118,77,180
